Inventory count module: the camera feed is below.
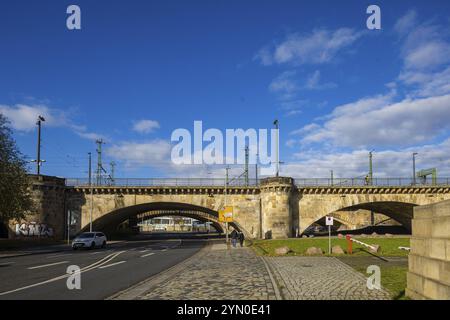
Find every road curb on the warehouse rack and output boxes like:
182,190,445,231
260,257,283,300
0,240,127,260
0,248,70,259
107,240,212,300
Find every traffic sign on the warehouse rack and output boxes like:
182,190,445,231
325,216,334,226
219,206,233,222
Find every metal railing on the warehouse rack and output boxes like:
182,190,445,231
65,177,450,188
66,178,260,187
294,177,450,187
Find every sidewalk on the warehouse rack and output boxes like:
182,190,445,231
112,241,391,300
264,256,391,300
112,242,279,300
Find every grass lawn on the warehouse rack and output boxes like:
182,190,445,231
251,237,410,257
351,265,408,300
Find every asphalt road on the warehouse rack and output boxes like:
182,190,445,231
0,238,205,300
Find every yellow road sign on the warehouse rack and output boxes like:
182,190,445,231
219,206,233,222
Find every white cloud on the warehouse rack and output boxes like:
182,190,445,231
399,66,450,97
253,47,274,66
282,138,450,178
132,119,160,134
395,11,450,98
255,28,363,66
305,70,337,90
74,130,105,141
394,9,417,35
404,40,450,71
395,11,450,72
106,140,171,167
0,103,105,141
269,70,298,96
0,104,66,131
298,93,450,148
290,123,321,136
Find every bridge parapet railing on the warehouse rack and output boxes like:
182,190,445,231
65,177,450,188
293,177,450,187
65,178,260,187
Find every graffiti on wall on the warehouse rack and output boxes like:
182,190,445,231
15,222,54,237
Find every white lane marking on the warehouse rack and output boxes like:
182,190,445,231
89,251,103,255
0,262,15,267
161,249,167,252
0,251,125,296
28,261,70,270
141,253,155,258
139,249,149,253
46,253,73,259
98,261,126,269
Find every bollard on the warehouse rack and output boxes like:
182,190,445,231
346,235,353,255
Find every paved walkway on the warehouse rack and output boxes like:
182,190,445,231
113,242,278,300
265,256,390,300
113,242,391,300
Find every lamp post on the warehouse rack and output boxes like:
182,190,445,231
273,119,279,177
35,115,46,176
369,150,374,185
413,153,418,185
225,166,230,244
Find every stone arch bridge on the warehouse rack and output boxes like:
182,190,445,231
20,176,450,240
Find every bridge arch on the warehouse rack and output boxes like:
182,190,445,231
300,200,417,234
80,202,250,237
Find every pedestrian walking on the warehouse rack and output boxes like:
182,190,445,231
238,231,245,247
230,229,238,248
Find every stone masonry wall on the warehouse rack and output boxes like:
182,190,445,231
406,199,450,299
9,175,66,239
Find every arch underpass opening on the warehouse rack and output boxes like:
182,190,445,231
304,201,415,236
135,210,224,234
81,202,246,237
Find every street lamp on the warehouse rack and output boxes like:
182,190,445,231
413,153,418,185
35,115,46,176
273,119,279,177
368,150,374,185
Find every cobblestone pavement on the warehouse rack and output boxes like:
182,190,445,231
122,243,278,300
114,242,392,300
264,256,391,300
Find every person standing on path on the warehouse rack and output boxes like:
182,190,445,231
238,232,245,247
230,229,238,248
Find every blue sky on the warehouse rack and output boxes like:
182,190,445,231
1,0,450,179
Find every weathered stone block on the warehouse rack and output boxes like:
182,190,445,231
275,246,291,255
432,217,450,239
305,247,323,255
429,239,447,261
412,219,432,238
331,245,345,255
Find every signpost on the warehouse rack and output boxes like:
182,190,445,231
219,206,233,245
325,216,333,254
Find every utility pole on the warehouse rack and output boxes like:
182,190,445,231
225,166,230,245
95,139,105,185
110,161,116,185
273,119,279,177
88,152,92,186
35,115,46,176
255,153,259,186
244,146,249,186
330,170,334,186
369,150,374,186
413,153,418,186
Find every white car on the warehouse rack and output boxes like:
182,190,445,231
72,232,107,250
